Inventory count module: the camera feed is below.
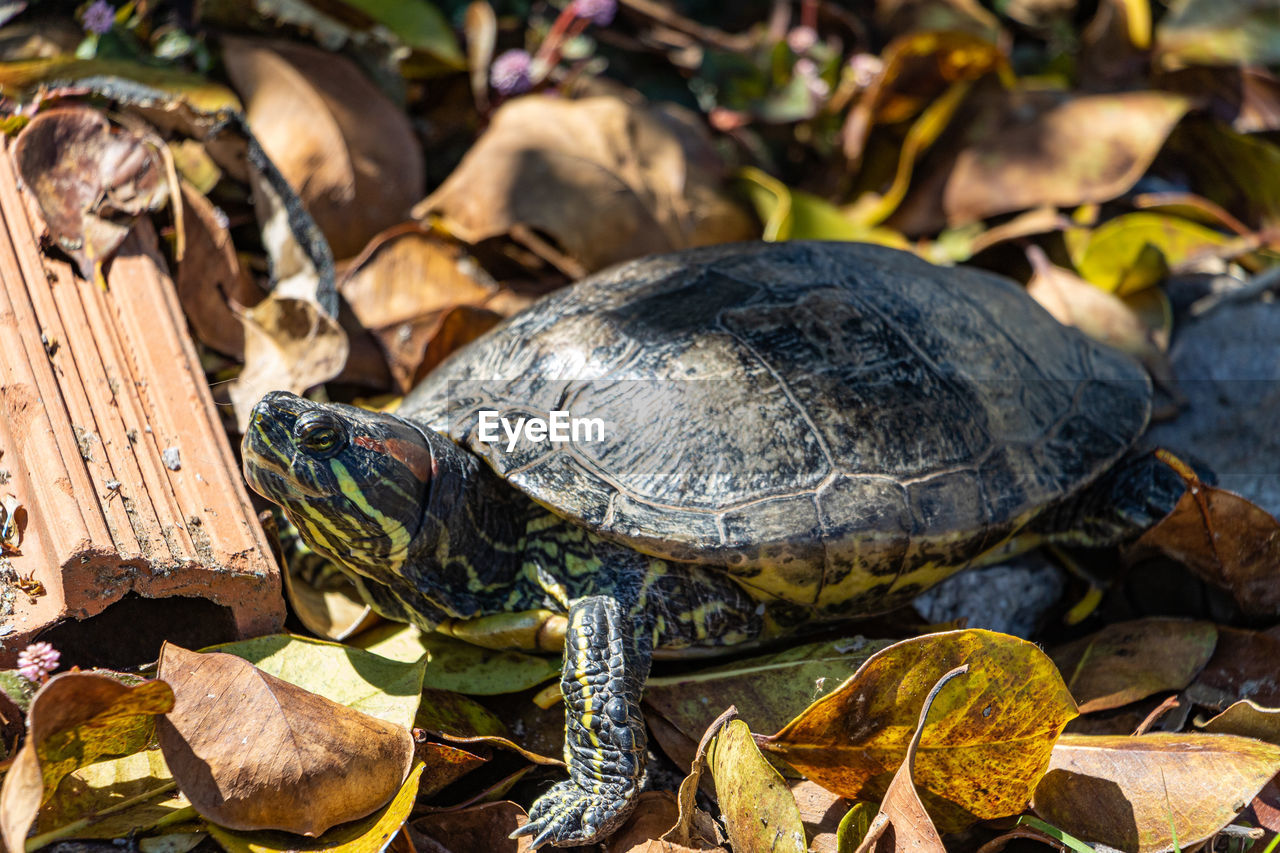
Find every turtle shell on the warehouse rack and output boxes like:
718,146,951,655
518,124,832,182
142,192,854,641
403,241,1151,613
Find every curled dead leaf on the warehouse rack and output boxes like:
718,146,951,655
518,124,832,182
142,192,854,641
851,667,966,853
13,107,169,280
0,495,24,554
222,38,424,260
415,95,756,274
1025,246,1171,369
174,181,263,359
155,644,412,836
1135,452,1280,615
0,673,174,853
227,293,349,431
338,226,520,390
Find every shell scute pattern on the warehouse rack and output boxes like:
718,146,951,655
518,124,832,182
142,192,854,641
404,241,1151,609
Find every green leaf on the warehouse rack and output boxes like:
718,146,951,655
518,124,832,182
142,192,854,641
1066,213,1240,294
645,636,893,754
415,687,561,766
34,750,188,842
207,634,425,731
335,0,463,65
736,167,910,247
354,624,560,695
706,720,807,853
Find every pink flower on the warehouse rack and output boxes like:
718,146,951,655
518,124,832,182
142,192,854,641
491,49,533,96
17,641,60,683
572,0,616,27
787,26,818,55
82,0,115,34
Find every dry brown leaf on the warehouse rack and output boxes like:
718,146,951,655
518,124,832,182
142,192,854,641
1135,452,1280,615
851,667,964,853
791,780,852,853
222,37,424,260
409,801,533,853
1025,246,1171,366
338,226,515,390
943,90,1189,226
1051,618,1217,714
174,181,264,358
12,107,169,280
607,791,722,853
1189,626,1280,709
1032,733,1280,853
0,495,23,555
226,293,349,431
414,94,755,274
0,673,174,853
155,643,413,836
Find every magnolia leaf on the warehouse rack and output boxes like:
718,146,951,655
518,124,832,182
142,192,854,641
415,95,755,273
206,761,425,853
1190,626,1280,709
944,91,1189,226
415,687,561,766
736,167,909,247
156,644,413,835
416,741,489,799
645,636,893,763
1033,733,1280,853
354,624,561,695
761,630,1077,831
1156,0,1280,67
1135,456,1280,615
1066,212,1240,294
0,673,173,853
606,791,723,853
851,668,966,853
1199,700,1280,745
35,750,188,841
409,801,533,853
1051,618,1218,713
207,634,426,731
706,720,807,853
223,37,424,259
12,107,169,281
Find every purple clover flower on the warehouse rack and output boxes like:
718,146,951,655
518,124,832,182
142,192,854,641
572,0,616,27
491,49,533,96
17,641,60,683
82,0,115,35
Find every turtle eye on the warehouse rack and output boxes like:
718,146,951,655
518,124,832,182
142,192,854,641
294,412,347,458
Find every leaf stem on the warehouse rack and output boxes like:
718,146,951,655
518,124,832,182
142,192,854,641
25,780,179,852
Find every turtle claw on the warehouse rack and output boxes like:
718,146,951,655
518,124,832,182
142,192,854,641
512,780,632,848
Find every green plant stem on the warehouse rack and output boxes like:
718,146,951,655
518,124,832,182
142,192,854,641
25,780,179,852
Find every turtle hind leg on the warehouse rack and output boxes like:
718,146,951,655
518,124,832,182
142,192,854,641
1032,449,1208,547
513,595,651,849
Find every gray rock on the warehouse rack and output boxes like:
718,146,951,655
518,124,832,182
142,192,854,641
912,554,1066,638
1147,290,1280,517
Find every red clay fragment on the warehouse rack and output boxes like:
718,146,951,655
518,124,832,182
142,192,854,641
0,139,283,665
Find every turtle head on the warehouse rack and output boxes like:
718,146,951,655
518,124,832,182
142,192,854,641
242,391,433,577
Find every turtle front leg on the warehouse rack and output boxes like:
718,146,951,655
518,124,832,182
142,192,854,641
513,595,651,848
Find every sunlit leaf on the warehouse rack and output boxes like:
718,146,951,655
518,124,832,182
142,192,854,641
1066,212,1241,293
0,673,173,853
208,634,426,731
156,644,413,835
1033,733,1280,853
1051,618,1217,713
761,630,1077,831
706,720,807,852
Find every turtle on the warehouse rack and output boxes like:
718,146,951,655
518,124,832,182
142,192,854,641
241,240,1184,848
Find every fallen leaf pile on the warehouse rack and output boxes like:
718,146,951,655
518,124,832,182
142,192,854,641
1,0,1280,851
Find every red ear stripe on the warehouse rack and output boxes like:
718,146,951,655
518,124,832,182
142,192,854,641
352,434,435,483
